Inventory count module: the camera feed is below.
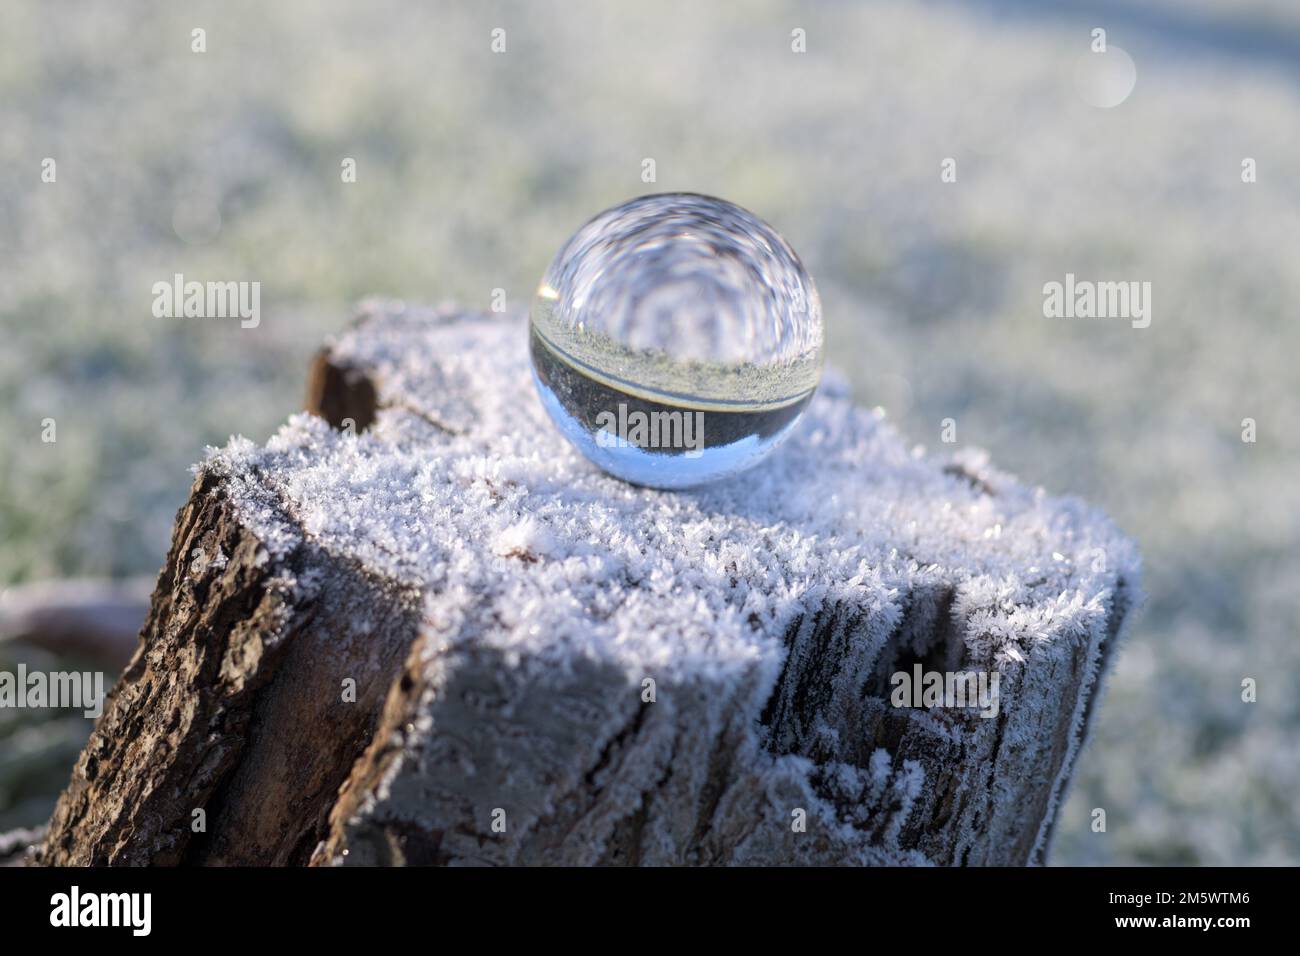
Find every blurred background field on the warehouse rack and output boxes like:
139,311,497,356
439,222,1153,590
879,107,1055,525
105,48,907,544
1,0,1298,863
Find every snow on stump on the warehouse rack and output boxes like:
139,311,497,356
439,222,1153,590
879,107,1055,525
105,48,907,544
37,301,1140,867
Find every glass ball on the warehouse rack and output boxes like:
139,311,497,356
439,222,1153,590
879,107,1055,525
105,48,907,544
529,193,823,489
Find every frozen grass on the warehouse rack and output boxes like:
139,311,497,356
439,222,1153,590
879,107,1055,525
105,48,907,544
1,0,1297,863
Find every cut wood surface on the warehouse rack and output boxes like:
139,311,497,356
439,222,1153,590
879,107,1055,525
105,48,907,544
37,300,1140,866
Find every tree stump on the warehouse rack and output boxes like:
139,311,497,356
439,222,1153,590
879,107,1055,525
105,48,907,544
36,301,1140,866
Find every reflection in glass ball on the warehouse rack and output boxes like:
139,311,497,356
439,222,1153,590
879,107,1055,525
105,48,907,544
530,193,824,489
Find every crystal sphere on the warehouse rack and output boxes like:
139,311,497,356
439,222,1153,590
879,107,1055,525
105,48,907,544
529,193,823,489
